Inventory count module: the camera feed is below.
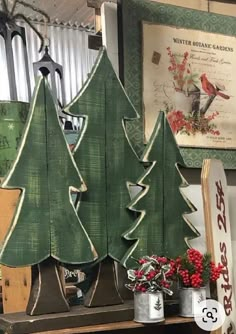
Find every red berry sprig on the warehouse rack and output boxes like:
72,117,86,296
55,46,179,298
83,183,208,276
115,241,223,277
160,279,170,289
210,262,224,282
138,258,148,265
165,259,176,278
176,249,223,288
190,273,203,288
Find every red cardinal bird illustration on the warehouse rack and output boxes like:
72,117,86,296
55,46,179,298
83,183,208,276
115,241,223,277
200,73,230,99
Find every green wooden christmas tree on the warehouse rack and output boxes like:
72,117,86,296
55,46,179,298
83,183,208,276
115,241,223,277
64,49,144,305
0,77,97,314
122,112,199,268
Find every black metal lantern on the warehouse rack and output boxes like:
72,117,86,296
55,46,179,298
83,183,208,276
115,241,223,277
0,22,31,101
33,46,65,108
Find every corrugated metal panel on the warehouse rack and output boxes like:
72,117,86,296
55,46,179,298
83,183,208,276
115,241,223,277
16,22,98,103
3,0,95,29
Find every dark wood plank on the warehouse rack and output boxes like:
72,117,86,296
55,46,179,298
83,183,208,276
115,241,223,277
87,0,116,9
87,0,104,8
88,33,102,50
0,301,134,334
210,0,236,3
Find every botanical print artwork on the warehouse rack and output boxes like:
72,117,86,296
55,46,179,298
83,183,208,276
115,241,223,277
142,23,236,149
166,47,225,137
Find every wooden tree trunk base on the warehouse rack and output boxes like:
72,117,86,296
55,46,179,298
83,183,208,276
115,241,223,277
84,257,123,307
116,264,133,301
26,258,69,316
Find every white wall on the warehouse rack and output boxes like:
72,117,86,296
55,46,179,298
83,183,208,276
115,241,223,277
101,2,119,77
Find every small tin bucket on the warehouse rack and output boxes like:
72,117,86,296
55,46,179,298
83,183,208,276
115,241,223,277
179,287,206,317
134,291,164,323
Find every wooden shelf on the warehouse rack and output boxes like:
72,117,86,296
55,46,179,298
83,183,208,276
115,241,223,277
0,301,207,334
33,317,195,334
0,285,204,334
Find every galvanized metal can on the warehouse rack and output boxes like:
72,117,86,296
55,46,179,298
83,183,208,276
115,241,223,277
134,291,164,323
179,287,206,317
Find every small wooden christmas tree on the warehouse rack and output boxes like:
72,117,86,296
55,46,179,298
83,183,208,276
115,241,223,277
122,112,199,268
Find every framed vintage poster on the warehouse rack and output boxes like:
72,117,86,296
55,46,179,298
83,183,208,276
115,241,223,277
120,0,236,168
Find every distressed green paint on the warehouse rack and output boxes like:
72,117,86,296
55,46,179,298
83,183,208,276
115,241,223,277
0,102,29,177
121,0,236,168
0,78,97,266
65,50,144,264
122,112,199,268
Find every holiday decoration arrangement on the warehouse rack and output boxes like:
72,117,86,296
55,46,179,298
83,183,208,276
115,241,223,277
126,249,223,322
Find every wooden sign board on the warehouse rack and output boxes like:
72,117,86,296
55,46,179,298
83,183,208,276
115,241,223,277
201,159,236,334
0,189,31,313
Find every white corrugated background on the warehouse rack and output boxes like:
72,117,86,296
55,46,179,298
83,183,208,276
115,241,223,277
0,22,98,103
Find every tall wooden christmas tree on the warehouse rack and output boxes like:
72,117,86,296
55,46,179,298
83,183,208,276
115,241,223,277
0,77,97,315
122,112,199,268
64,49,144,305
